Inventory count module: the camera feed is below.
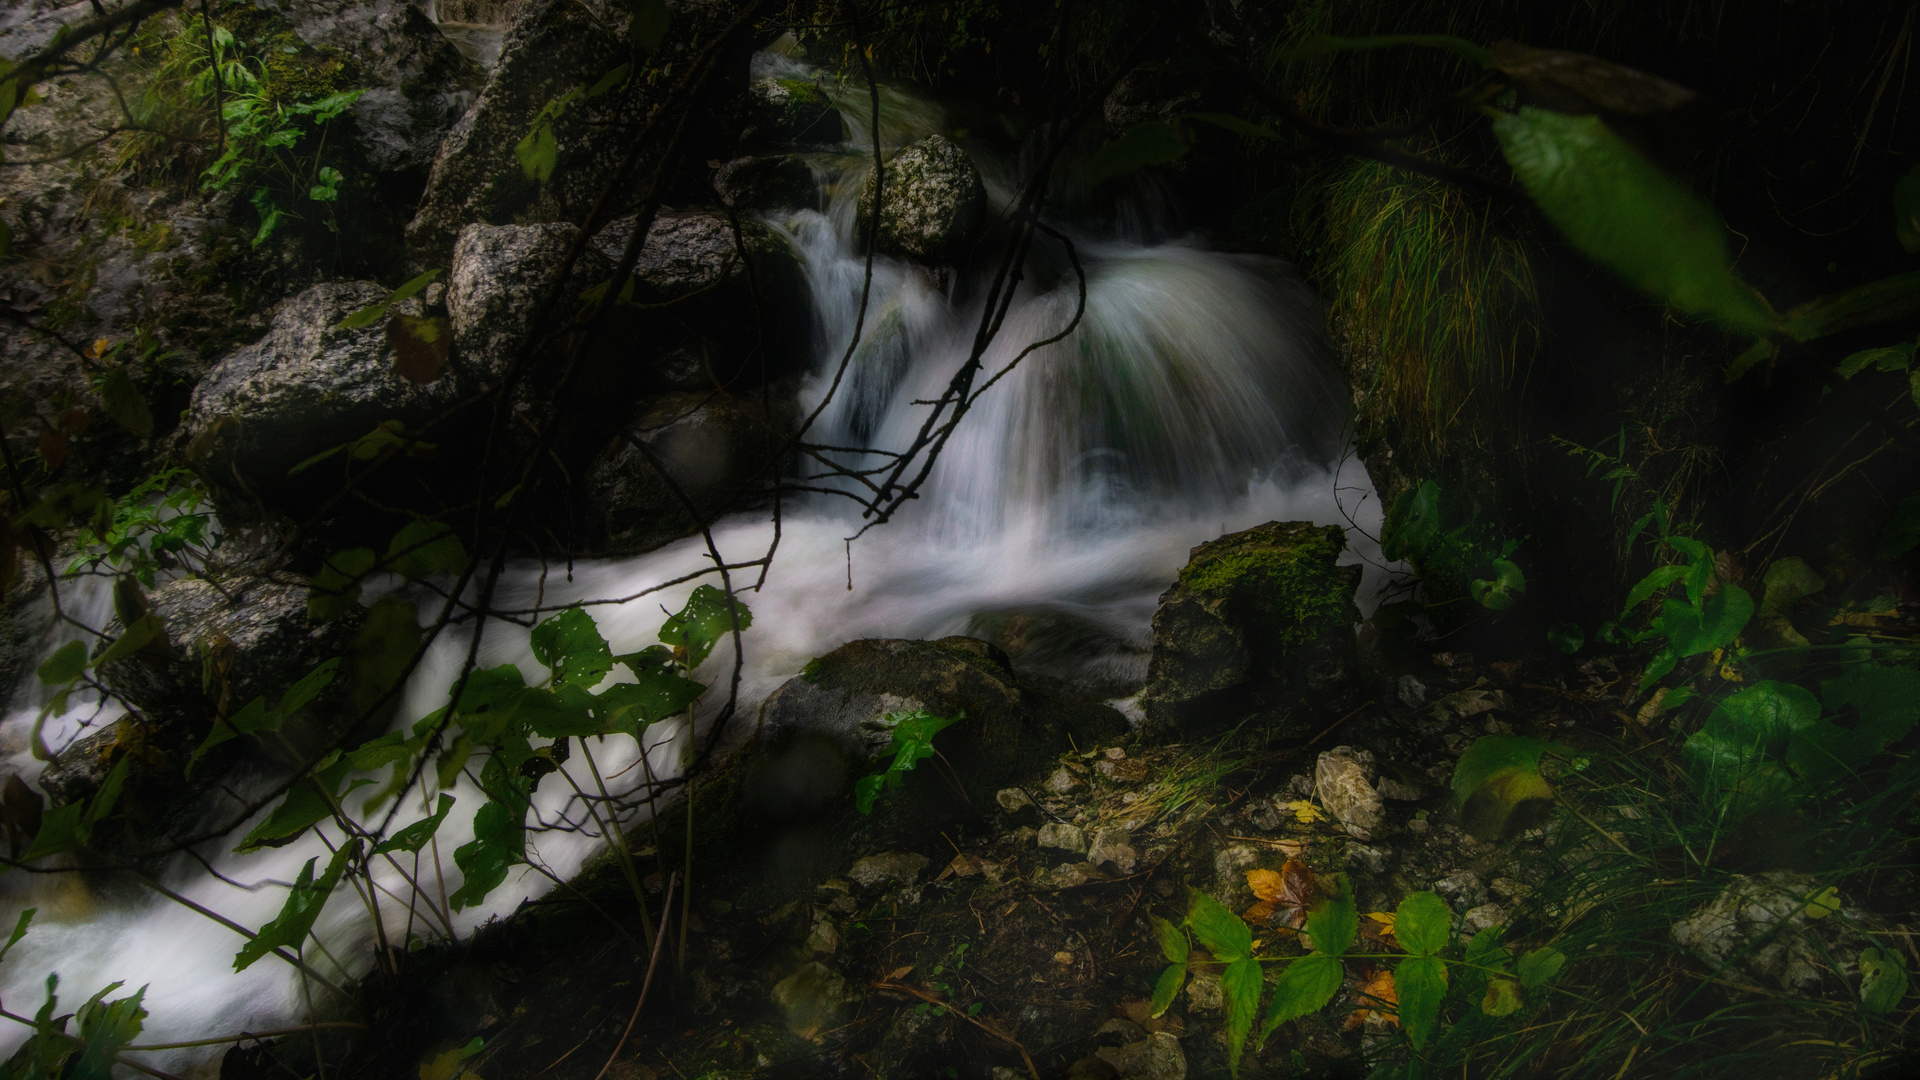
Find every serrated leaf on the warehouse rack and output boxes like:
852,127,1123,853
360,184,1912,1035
373,793,455,855
1261,954,1344,1039
531,607,613,689
1394,891,1452,956
1305,885,1358,957
98,367,154,438
73,982,147,1080
1153,915,1189,964
1393,954,1448,1049
233,841,355,971
1223,956,1262,1075
1188,889,1254,962
1860,946,1908,1013
1150,962,1187,1018
1516,946,1565,988
1494,107,1774,336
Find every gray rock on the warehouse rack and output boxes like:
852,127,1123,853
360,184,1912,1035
848,851,930,890
1434,869,1487,910
1184,971,1222,1014
1670,872,1873,996
1038,822,1088,856
1140,522,1361,733
713,154,820,212
1087,825,1138,873
804,909,840,955
1316,746,1386,839
995,786,1036,819
859,135,988,263
1095,1031,1187,1080
771,961,856,1034
448,221,610,382
1045,766,1084,795
1397,673,1428,707
180,282,463,505
1345,842,1390,874
1462,903,1507,935
748,75,843,146
38,727,117,808
1376,774,1428,801
1045,862,1101,888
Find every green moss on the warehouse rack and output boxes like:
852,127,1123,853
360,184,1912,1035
800,656,825,683
1178,525,1351,647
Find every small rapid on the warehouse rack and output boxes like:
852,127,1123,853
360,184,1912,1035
0,58,1388,1075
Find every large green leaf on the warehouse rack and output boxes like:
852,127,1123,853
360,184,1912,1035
372,793,455,856
1516,946,1566,988
1304,884,1358,957
1493,107,1774,336
592,670,705,736
1658,584,1753,657
72,982,147,1080
1860,946,1909,1013
1786,664,1920,789
235,757,369,852
1261,954,1344,1038
1704,681,1821,754
1150,962,1187,1019
1188,889,1253,962
1394,891,1452,956
36,640,87,685
1154,915,1189,964
1393,954,1449,1049
531,607,614,688
658,585,752,669
1222,956,1263,1075
1451,736,1561,842
233,841,355,971
448,797,524,911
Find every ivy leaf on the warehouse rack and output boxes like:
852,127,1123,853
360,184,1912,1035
531,607,614,688
1860,946,1909,1013
1470,557,1527,610
1494,107,1775,336
385,522,466,579
879,710,959,774
1393,891,1452,956
234,757,370,852
98,367,154,438
21,802,85,860
1222,956,1262,1075
1393,954,1448,1049
1087,121,1189,187
1188,888,1253,962
372,793,455,855
853,772,885,815
0,907,33,965
233,841,356,971
1451,735,1559,842
1546,622,1584,655
191,657,341,770
1261,954,1343,1039
658,585,752,669
1516,946,1566,988
1149,962,1187,1019
1786,664,1920,789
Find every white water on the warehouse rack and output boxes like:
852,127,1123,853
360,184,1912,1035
0,61,1392,1077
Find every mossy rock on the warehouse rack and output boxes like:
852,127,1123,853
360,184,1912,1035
749,76,843,146
1142,520,1361,733
858,135,988,263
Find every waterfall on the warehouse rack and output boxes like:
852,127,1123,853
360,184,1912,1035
0,62,1390,1076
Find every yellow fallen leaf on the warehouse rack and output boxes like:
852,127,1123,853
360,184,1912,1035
1344,967,1399,1030
1286,800,1323,823
1805,886,1841,920
1365,911,1397,936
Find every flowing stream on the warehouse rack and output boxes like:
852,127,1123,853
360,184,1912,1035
0,59,1390,1075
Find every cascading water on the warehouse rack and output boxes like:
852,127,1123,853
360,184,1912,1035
0,57,1391,1075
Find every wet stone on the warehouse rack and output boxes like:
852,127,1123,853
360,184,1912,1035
1087,825,1139,873
1095,1031,1188,1080
1315,745,1387,839
1046,766,1085,795
848,851,929,891
1038,822,1088,856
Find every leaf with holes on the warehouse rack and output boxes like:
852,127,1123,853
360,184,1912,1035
1861,946,1909,1013
532,607,613,689
658,585,753,669
373,793,455,855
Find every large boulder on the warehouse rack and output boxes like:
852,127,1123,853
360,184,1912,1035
583,391,790,555
745,75,844,147
179,282,464,509
1140,521,1362,732
447,221,612,381
858,135,988,263
406,0,749,258
713,154,820,213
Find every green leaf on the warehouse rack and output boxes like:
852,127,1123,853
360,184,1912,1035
1658,584,1754,657
1393,954,1448,1049
233,841,355,971
1546,622,1584,655
448,797,525,911
1516,946,1566,988
80,756,131,836
1305,884,1358,957
72,983,147,1080
853,772,885,815
1471,556,1526,609
1087,121,1189,187
1149,962,1187,1018
93,613,165,667
22,802,84,860
1622,564,1687,616
1896,165,1920,254
591,670,705,736
98,367,154,438
1493,107,1775,336
1394,891,1452,956
386,521,466,580
1836,345,1912,379
1381,480,1442,561
1787,664,1920,789
1188,889,1253,962
385,268,443,307
36,640,88,684
1860,946,1909,1013
309,166,343,202
349,597,423,713
308,548,376,620
1637,649,1680,695
659,585,753,669
1464,926,1511,975
880,709,960,774
1153,915,1189,964
1703,681,1821,754
1261,954,1343,1039
1481,975,1523,1016
1285,33,1492,67
583,64,631,100
0,907,33,965
630,0,670,50
531,607,614,688
515,121,558,184
1782,270,1920,344
516,683,603,739
1222,956,1262,1075
372,793,455,855
235,758,364,852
